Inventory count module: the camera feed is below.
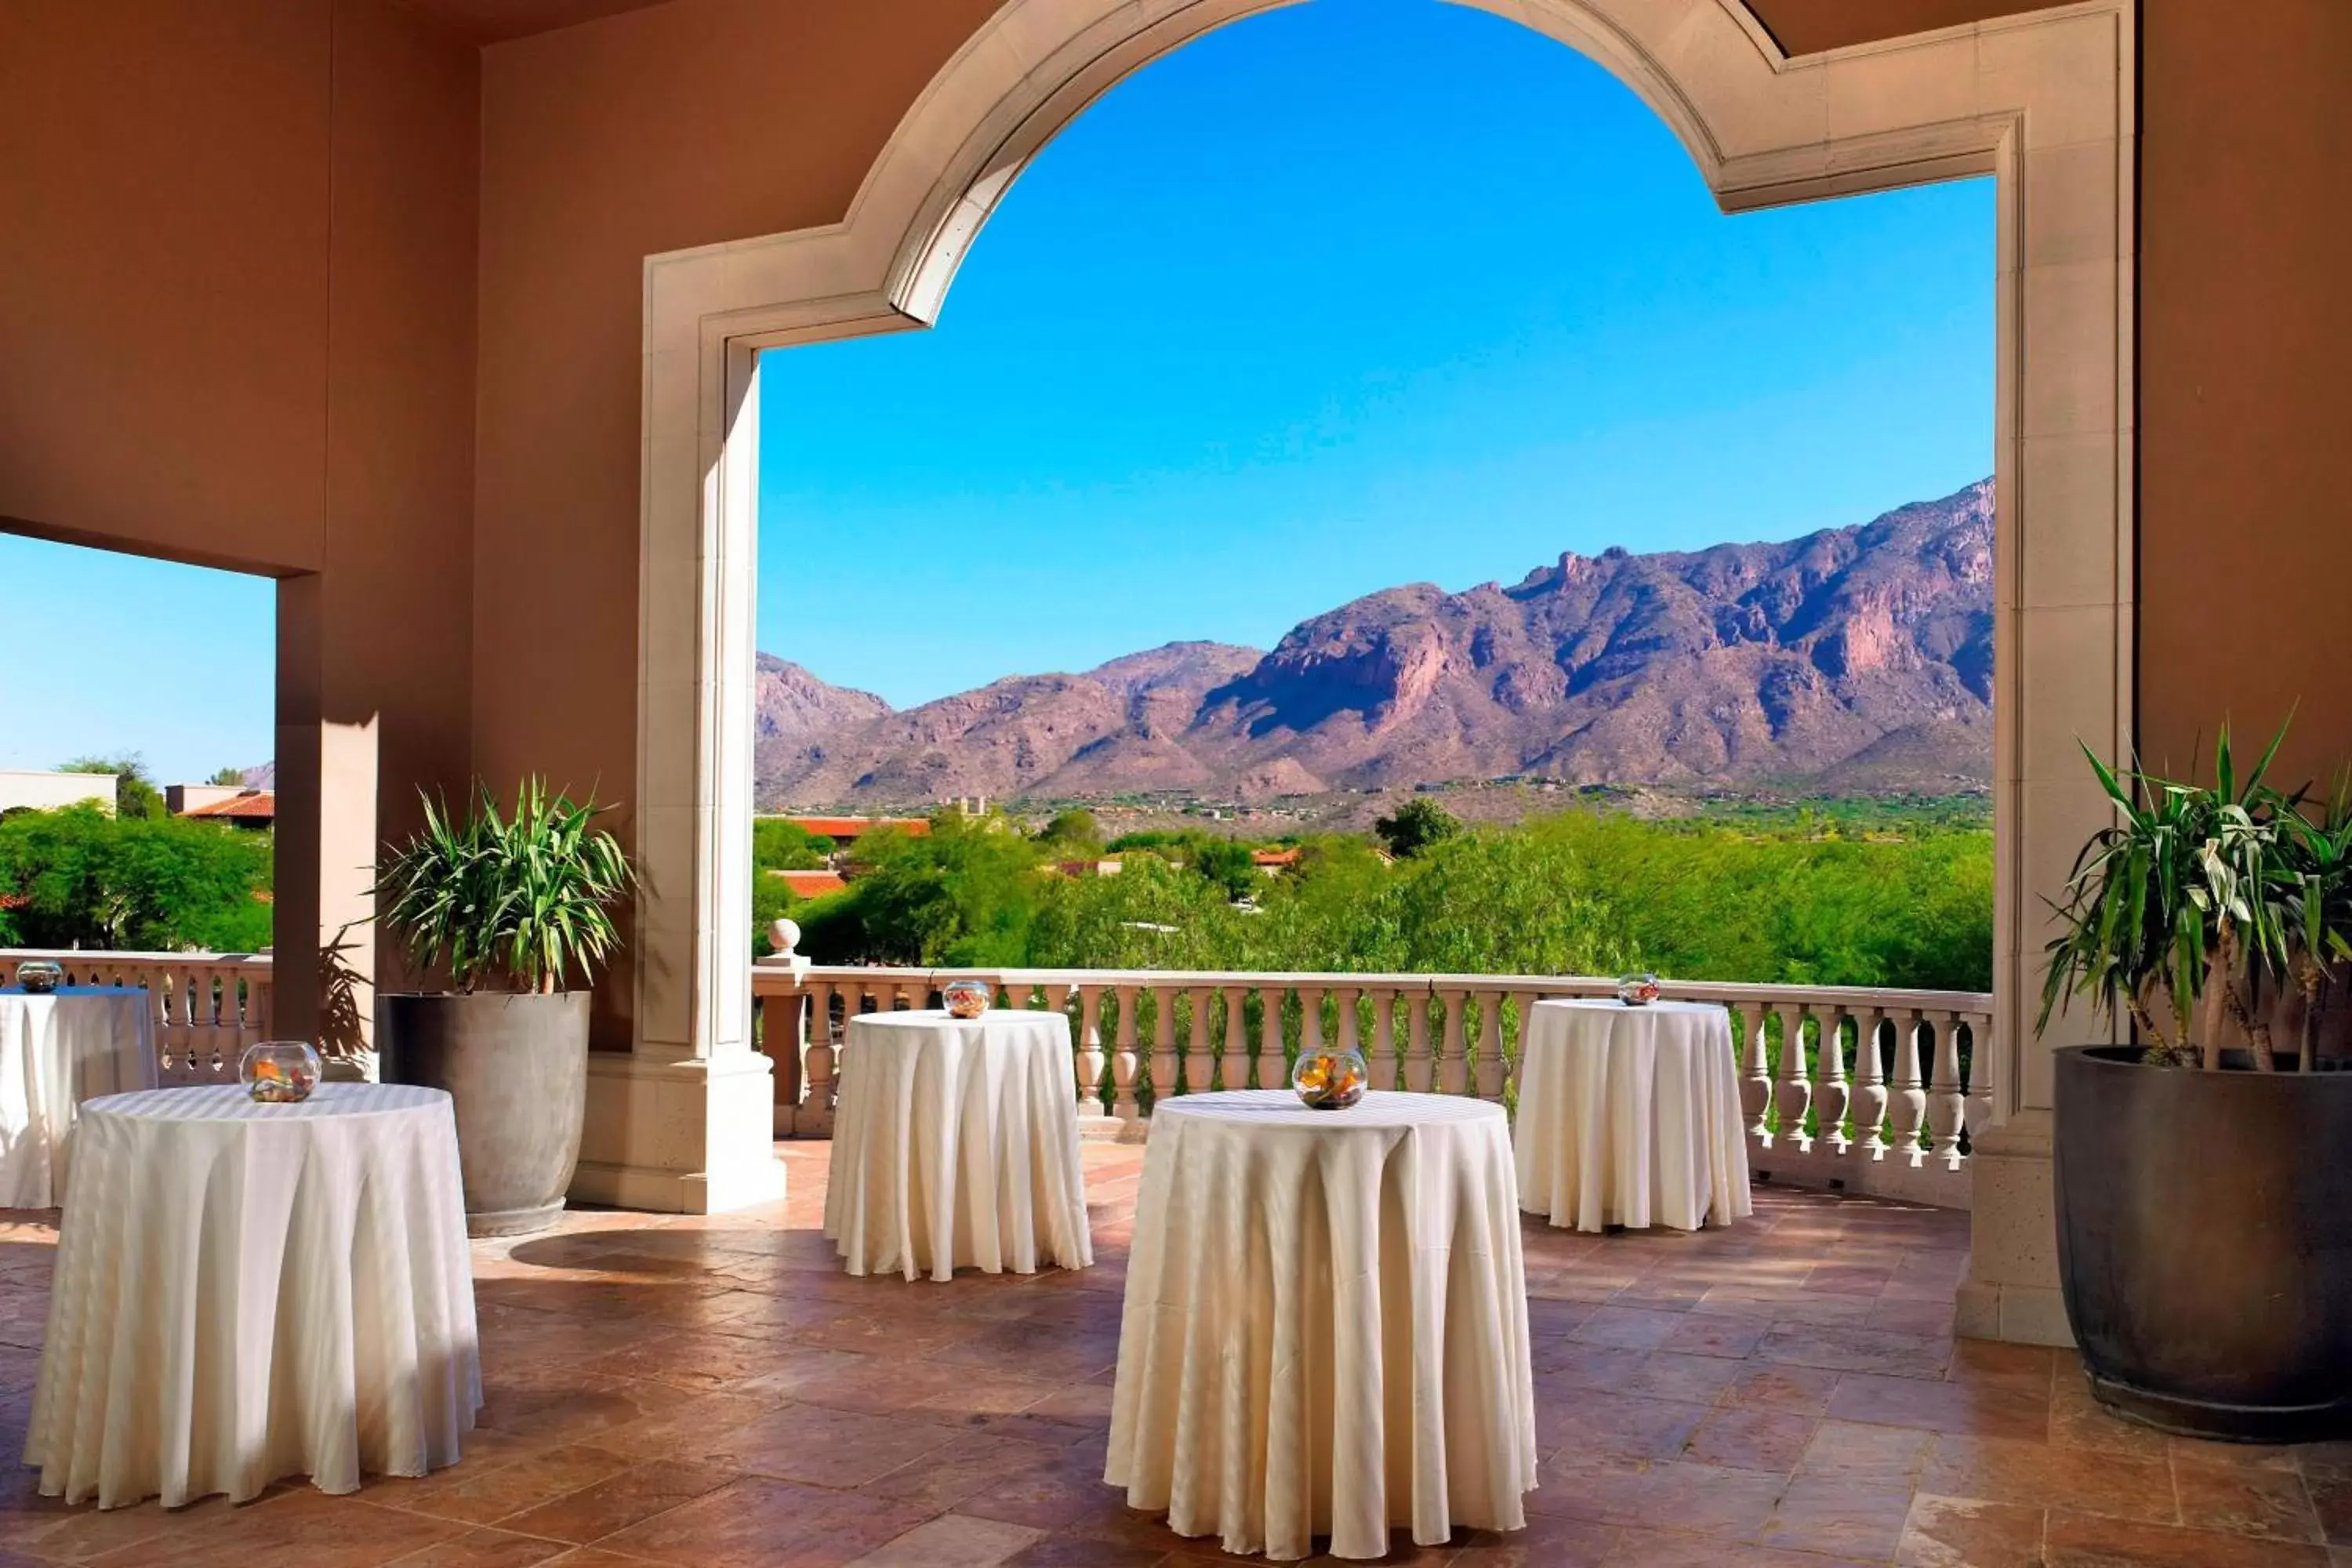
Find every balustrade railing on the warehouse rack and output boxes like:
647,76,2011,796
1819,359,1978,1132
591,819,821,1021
753,964,1992,1207
0,949,274,1087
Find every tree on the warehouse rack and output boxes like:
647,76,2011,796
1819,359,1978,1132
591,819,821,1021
1036,808,1102,853
60,754,166,820
1374,797,1461,858
0,804,271,951
206,766,248,787
753,818,834,872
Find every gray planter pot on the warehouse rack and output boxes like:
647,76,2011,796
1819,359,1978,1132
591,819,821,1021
380,991,589,1238
2054,1044,2352,1441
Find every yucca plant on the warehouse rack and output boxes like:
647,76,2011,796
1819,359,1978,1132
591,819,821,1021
2038,721,2336,1070
376,780,635,994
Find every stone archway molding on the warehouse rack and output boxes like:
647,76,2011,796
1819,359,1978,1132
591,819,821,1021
613,0,2132,1348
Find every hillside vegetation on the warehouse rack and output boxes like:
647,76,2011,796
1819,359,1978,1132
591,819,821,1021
774,802,1991,993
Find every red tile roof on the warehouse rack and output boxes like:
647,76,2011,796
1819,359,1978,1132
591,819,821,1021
777,815,928,840
180,791,276,822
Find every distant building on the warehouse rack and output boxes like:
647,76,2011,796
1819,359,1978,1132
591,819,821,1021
771,815,930,840
765,868,848,897
1252,848,1301,869
1055,858,1124,878
169,785,276,829
0,770,114,816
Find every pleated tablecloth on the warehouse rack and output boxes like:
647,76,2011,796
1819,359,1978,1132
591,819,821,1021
26,1083,481,1508
0,989,159,1209
824,1009,1092,1281
1105,1091,1537,1562
1515,999,1752,1233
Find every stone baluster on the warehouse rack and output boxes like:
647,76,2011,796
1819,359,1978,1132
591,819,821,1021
1298,985,1326,1058
1475,990,1507,1101
1961,1012,1995,1142
1889,1010,1929,1162
800,982,839,1136
1148,984,1179,1109
1221,987,1250,1092
1851,1008,1891,1157
1184,985,1214,1096
1076,985,1108,1116
1813,1008,1852,1155
1370,989,1398,1088
1740,1006,1773,1139
1403,991,1435,1091
1256,985,1286,1088
1437,988,1469,1095
1111,985,1142,1122
1773,1004,1813,1149
1337,986,1362,1054
1927,1012,1966,1167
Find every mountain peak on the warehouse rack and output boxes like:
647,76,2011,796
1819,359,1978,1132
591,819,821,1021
753,481,1996,808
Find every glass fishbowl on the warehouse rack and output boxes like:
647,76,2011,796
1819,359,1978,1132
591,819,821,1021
13,961,63,996
1291,1047,1370,1111
1615,972,1661,1007
240,1040,322,1104
941,979,993,1020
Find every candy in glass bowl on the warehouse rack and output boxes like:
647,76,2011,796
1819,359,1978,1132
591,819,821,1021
941,979,992,1020
1291,1047,1370,1110
240,1040,322,1104
13,961,63,996
1615,972,1661,1007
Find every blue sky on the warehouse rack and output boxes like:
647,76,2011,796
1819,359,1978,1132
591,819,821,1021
0,0,1988,780
757,0,1991,708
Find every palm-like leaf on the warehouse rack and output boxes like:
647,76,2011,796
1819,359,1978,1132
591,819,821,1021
376,780,636,993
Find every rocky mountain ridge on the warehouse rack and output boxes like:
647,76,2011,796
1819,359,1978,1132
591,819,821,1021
754,480,1995,808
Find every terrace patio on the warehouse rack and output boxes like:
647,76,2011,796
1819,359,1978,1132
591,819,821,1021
0,1137,2336,1568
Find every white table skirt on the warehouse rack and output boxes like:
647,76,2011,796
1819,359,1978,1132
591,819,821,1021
1514,999,1752,1233
824,1009,1092,1281
1106,1091,1537,1563
26,1083,481,1508
0,989,159,1209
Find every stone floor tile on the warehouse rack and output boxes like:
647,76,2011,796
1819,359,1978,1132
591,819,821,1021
1759,1475,1915,1561
1896,1493,2046,1566
848,1514,1047,1567
493,1459,735,1544
1681,1404,1818,1472
1568,1306,1689,1352
1827,1368,2050,1439
2045,1508,2333,1567
1922,1434,2180,1526
2174,1460,2327,1544
384,1528,577,1566
695,1401,963,1490
595,1475,934,1567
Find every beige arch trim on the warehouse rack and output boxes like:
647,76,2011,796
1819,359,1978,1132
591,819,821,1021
608,0,2134,1272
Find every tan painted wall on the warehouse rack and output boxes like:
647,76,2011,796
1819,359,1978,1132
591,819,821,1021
2136,0,2352,789
473,0,996,1044
0,0,479,1038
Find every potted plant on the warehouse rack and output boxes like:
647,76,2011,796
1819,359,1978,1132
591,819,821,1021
2040,724,2352,1441
376,780,634,1237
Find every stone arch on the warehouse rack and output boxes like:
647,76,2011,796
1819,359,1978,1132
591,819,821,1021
615,0,2131,1345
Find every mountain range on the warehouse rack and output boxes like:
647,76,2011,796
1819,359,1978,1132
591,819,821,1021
755,480,1996,810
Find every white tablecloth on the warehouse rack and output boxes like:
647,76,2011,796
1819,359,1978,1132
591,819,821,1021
26,1083,481,1508
824,1009,1092,1281
0,988,159,1208
1106,1091,1537,1562
1514,998,1752,1233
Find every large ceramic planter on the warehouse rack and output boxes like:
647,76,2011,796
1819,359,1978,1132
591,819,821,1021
380,991,589,1238
2053,1044,2352,1441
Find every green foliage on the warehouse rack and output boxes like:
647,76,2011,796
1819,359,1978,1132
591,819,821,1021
206,767,249,787
1374,796,1463,858
753,818,834,872
376,781,635,994
777,801,1991,991
60,755,165,820
2039,720,2352,1070
0,804,271,952
1036,809,1102,852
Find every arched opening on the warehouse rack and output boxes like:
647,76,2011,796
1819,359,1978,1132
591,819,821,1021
622,0,2131,1347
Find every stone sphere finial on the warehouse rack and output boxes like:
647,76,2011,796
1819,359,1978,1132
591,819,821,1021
768,916,801,957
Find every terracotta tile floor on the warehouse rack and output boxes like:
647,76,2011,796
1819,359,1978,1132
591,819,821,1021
0,1142,2343,1566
